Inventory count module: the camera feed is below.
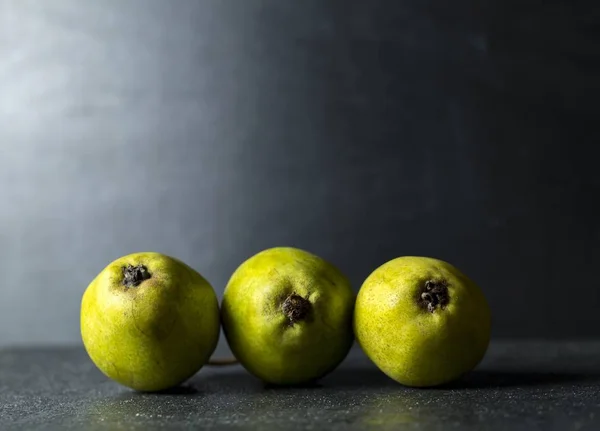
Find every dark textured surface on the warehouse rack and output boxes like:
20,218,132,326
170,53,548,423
2,341,600,430
1,1,600,345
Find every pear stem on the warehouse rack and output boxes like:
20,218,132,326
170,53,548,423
207,357,239,366
282,294,311,324
420,279,450,312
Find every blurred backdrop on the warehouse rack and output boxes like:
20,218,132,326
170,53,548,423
1,0,598,346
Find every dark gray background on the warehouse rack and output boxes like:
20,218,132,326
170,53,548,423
1,0,598,346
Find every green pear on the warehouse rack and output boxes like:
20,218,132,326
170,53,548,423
221,247,354,385
354,256,491,387
81,252,220,392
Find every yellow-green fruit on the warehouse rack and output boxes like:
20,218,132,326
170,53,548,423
221,247,354,385
354,256,491,387
81,252,220,392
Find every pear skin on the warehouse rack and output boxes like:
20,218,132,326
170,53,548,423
221,247,355,385
354,256,491,387
81,252,220,392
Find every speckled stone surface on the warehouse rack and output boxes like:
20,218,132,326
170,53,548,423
1,341,600,430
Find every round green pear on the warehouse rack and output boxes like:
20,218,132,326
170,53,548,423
81,252,220,392
354,256,491,387
221,247,355,385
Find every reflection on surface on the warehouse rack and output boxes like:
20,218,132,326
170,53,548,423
357,390,479,431
55,365,600,430
81,390,205,431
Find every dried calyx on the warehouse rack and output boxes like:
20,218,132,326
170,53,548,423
282,294,311,325
122,264,151,287
420,279,449,312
